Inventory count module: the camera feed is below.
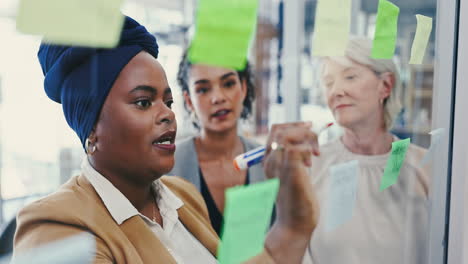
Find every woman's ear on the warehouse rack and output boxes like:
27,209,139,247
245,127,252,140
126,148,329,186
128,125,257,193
183,91,194,112
240,77,248,101
88,128,97,143
379,72,395,101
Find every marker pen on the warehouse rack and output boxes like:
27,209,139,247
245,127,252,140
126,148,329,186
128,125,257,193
233,122,334,170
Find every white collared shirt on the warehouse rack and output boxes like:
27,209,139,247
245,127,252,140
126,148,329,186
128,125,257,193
81,158,218,264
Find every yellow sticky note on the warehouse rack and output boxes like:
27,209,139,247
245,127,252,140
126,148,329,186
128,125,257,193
16,0,125,48
312,0,351,56
409,15,433,64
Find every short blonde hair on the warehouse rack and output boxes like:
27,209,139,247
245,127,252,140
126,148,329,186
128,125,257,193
319,36,402,130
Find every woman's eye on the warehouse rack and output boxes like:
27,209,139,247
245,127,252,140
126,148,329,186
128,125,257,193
165,100,174,109
345,75,357,80
224,80,237,88
135,99,152,108
196,87,209,94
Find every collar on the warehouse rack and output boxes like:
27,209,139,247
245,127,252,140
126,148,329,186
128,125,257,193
81,157,183,225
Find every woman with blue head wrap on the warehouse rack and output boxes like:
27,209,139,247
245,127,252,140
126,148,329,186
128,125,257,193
13,16,320,263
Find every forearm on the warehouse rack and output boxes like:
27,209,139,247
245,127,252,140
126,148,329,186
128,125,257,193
264,223,312,264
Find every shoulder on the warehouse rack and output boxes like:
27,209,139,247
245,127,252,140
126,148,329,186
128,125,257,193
17,175,102,225
404,143,430,197
406,143,427,163
311,139,345,169
14,175,112,258
168,136,199,178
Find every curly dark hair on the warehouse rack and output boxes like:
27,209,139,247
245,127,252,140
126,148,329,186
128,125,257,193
177,49,256,128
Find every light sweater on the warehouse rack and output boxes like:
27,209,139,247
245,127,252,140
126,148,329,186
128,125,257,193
303,138,430,264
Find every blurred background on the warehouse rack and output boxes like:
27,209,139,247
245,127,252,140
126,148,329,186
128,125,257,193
0,0,437,225
0,0,439,232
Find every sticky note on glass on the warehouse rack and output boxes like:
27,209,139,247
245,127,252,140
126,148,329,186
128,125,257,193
409,15,433,64
380,138,411,191
371,0,400,59
189,0,258,70
312,0,351,56
16,0,124,48
325,160,359,232
217,178,279,264
421,128,445,165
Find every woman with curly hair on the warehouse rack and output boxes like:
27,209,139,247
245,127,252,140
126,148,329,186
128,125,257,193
169,51,267,235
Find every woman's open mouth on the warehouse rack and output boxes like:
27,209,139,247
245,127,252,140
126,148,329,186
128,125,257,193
152,131,176,152
211,109,232,120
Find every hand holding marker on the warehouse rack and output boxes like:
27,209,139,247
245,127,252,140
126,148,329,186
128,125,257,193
233,123,334,170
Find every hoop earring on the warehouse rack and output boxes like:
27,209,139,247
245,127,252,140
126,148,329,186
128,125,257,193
85,138,97,155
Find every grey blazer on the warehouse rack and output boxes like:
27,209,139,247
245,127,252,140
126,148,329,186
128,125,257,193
168,136,266,191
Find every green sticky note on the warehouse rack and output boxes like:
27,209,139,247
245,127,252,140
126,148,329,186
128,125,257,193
16,0,124,48
371,0,400,59
380,138,411,191
312,0,351,56
189,0,258,70
409,15,433,64
218,178,279,264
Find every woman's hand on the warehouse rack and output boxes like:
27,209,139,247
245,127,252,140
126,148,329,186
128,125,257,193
263,122,320,263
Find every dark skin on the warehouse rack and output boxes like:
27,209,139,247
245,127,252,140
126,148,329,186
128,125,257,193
87,52,176,226
85,51,320,263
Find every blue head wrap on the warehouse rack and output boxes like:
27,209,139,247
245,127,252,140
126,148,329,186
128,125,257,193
37,16,159,150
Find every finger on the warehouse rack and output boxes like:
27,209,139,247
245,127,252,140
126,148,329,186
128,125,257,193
304,130,320,156
265,125,288,156
280,127,317,146
265,124,281,156
263,142,285,179
282,143,314,168
266,122,314,155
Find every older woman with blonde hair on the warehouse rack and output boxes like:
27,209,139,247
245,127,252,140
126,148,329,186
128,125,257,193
302,37,430,264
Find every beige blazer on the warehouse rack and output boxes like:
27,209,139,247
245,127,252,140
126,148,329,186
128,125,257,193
13,175,274,263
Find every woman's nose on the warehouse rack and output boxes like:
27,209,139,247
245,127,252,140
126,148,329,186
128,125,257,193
330,82,346,97
211,87,227,104
156,106,175,125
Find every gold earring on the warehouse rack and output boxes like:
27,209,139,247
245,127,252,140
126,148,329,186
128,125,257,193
85,138,97,155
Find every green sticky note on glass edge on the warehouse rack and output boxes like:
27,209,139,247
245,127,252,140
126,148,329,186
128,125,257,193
371,0,400,59
217,178,279,264
312,0,351,57
380,138,411,191
409,15,433,64
188,0,258,70
16,0,124,48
